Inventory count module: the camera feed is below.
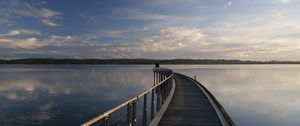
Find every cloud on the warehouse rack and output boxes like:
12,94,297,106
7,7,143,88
246,0,295,5
147,0,202,6
203,10,300,60
279,0,291,4
225,51,250,58
0,0,61,27
42,19,58,27
92,27,209,58
17,4,60,18
0,19,15,25
223,1,233,9
110,8,205,23
83,9,298,60
1,0,300,60
81,28,151,44
143,27,209,51
0,29,41,37
0,37,42,49
99,29,144,38
0,29,43,49
44,35,76,45
0,34,77,49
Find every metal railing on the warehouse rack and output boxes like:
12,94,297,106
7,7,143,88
81,67,174,126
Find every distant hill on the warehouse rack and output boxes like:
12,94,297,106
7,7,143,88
0,58,300,64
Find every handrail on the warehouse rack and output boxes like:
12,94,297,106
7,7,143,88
81,67,174,126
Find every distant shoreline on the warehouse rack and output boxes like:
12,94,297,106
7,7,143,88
1,58,300,65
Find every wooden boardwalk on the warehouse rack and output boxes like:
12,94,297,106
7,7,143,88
158,73,223,126
81,67,234,126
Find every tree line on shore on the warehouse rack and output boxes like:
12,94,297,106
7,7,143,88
0,58,300,64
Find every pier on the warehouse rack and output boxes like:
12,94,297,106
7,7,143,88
81,65,235,126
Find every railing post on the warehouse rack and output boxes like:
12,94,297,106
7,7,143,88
127,103,132,126
156,72,160,112
154,72,156,86
151,88,155,119
104,116,110,126
161,75,165,104
165,78,169,95
168,77,171,93
142,94,148,126
158,72,160,83
156,86,161,112
127,101,137,126
132,101,137,126
165,75,167,98
151,71,156,120
157,73,160,83
160,74,163,105
164,75,166,100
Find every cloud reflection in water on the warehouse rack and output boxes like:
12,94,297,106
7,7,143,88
167,65,300,126
0,65,153,126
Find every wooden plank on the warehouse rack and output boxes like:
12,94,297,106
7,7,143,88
158,74,223,126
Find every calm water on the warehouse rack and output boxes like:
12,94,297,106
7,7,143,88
0,65,153,126
167,65,300,126
1,65,300,126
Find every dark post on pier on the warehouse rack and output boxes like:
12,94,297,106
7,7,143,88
155,63,159,68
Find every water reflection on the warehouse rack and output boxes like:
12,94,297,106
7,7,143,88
2,65,300,126
166,65,300,126
0,65,153,126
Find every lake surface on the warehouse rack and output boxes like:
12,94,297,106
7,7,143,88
167,65,300,126
1,65,300,126
0,65,153,126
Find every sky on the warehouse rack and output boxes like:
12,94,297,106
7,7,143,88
0,0,300,60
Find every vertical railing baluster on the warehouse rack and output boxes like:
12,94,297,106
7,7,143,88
132,101,137,126
104,116,110,126
156,86,161,112
154,72,156,85
151,88,155,119
163,75,166,101
158,72,160,83
150,72,157,119
168,77,171,94
165,76,167,101
160,74,163,106
142,94,147,126
162,75,164,104
163,74,165,100
165,78,168,96
151,72,155,119
156,73,160,112
127,103,132,126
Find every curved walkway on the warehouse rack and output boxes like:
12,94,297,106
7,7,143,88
158,73,223,126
